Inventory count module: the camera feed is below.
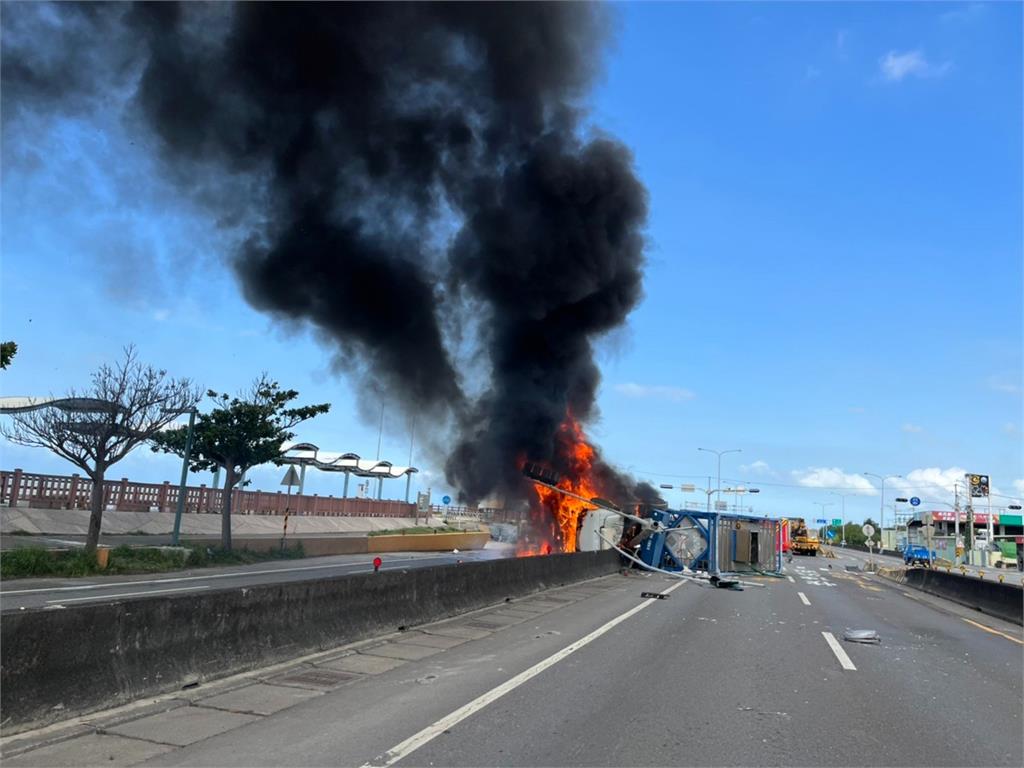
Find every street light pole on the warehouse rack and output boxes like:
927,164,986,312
829,491,851,546
864,472,902,551
168,407,197,547
813,502,835,541
698,447,741,512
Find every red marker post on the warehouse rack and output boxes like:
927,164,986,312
373,556,383,573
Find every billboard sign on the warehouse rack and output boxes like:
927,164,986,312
967,474,990,498
931,510,999,524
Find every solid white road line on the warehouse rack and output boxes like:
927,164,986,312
786,575,795,583
821,631,857,671
797,591,811,606
362,580,687,768
46,586,211,604
1,555,451,595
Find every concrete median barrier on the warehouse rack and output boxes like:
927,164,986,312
0,550,619,733
887,566,1023,626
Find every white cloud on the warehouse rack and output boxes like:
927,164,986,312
1003,422,1021,438
901,423,924,433
890,467,968,501
152,308,170,322
987,376,1021,395
792,468,876,494
1013,479,1024,499
940,3,986,25
614,383,696,402
740,460,773,475
879,50,951,82
848,406,866,414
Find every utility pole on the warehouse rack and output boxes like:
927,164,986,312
964,474,975,560
953,482,961,564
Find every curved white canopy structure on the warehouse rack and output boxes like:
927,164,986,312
0,396,122,414
279,442,418,478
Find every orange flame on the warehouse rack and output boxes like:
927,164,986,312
528,415,600,554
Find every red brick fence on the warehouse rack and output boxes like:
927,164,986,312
0,469,416,518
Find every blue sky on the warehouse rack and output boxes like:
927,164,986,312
2,2,1021,526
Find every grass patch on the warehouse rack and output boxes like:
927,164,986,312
368,526,463,536
184,542,306,567
0,542,307,580
1,547,99,579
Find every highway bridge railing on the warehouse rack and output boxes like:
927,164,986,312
1,468,416,517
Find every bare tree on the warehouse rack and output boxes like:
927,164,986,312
1,347,200,554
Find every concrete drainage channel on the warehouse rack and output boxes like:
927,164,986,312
0,551,620,736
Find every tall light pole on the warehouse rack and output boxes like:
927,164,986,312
829,491,852,546
698,447,741,512
162,406,197,547
864,472,901,551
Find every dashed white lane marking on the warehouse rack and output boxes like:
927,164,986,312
786,575,796,583
822,631,857,670
363,580,687,767
46,586,210,604
798,591,811,606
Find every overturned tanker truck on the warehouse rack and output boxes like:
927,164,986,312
522,463,784,588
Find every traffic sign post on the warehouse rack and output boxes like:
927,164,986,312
910,497,920,507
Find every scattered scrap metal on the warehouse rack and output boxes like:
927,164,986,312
843,629,881,644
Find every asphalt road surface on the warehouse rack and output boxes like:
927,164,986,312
4,550,1019,767
0,546,513,611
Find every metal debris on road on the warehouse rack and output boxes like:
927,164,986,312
639,592,668,600
843,629,881,644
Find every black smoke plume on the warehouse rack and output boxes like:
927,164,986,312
2,2,649,508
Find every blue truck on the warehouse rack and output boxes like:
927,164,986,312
903,544,935,566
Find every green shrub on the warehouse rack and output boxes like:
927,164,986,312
185,542,305,566
1,542,308,580
1,547,58,578
0,547,99,578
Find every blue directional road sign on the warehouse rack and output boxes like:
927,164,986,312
910,497,920,507
442,495,451,505
815,518,827,524
826,530,836,539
